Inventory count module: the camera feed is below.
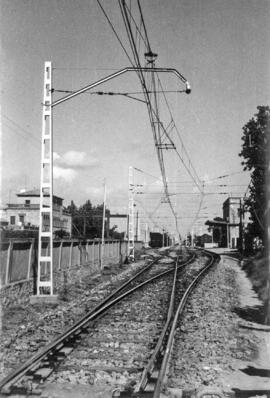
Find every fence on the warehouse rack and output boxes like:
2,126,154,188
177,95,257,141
0,238,143,287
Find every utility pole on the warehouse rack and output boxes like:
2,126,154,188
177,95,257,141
135,210,139,241
100,180,106,271
142,222,149,247
239,198,243,255
137,215,141,241
128,166,135,261
226,220,230,249
31,62,57,304
162,229,165,247
34,59,190,294
267,143,270,324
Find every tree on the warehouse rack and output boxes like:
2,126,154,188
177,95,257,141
65,200,80,237
239,106,270,245
66,200,77,215
109,225,124,240
66,199,113,239
79,200,93,236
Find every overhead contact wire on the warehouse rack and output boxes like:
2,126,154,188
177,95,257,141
119,0,182,238
96,0,135,67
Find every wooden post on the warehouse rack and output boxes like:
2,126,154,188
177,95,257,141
69,241,73,268
58,240,63,270
91,241,93,263
27,238,34,279
100,181,106,271
86,240,89,264
119,240,122,265
5,239,13,285
97,241,100,266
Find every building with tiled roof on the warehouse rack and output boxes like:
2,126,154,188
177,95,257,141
0,189,71,235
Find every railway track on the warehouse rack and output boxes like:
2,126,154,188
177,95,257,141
127,249,219,398
0,248,219,397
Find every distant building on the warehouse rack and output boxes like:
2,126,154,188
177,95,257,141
0,189,72,236
205,219,227,248
195,233,213,248
205,196,247,249
222,196,242,249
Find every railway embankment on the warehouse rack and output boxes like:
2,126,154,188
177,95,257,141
241,251,268,316
166,250,270,394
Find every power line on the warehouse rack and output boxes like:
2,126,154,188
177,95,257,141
118,1,203,238
207,170,247,181
137,0,151,53
2,115,40,150
96,0,135,67
156,74,203,193
123,0,150,51
3,114,40,144
133,167,162,182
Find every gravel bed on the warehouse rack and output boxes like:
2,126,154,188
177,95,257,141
0,259,149,381
0,248,188,384
166,254,260,393
46,275,173,389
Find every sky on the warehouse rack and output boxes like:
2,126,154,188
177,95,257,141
1,0,270,237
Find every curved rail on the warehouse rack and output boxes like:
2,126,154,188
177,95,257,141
128,250,219,398
0,252,195,395
153,251,219,397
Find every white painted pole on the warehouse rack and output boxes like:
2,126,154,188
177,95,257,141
100,180,106,271
128,166,135,261
37,61,54,296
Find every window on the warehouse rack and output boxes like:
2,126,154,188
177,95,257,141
10,216,15,225
19,215,25,224
25,200,30,207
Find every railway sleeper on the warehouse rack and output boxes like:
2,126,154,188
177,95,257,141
30,367,54,381
117,388,155,397
56,365,144,373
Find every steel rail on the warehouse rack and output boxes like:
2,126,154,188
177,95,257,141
0,256,160,394
133,253,197,395
0,253,194,395
134,257,180,393
153,251,219,398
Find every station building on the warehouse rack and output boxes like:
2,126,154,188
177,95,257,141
205,196,247,249
0,189,72,236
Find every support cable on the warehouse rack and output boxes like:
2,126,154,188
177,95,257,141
137,0,151,53
96,0,135,67
156,74,203,191
122,0,149,51
119,0,182,240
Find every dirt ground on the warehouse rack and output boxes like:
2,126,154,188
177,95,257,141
165,250,270,395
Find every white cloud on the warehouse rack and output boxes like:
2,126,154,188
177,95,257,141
52,150,99,184
53,150,99,169
53,166,76,182
53,152,61,161
87,187,103,196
